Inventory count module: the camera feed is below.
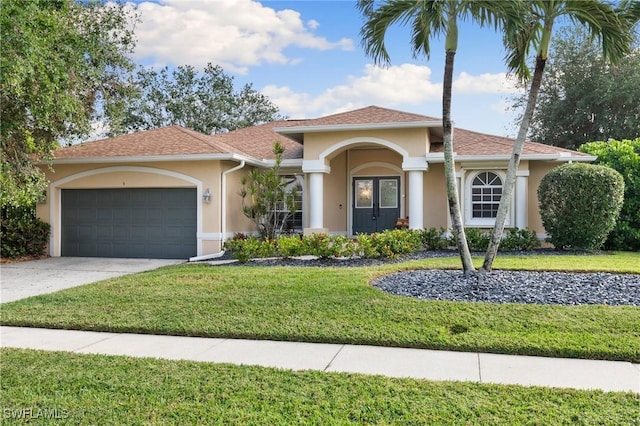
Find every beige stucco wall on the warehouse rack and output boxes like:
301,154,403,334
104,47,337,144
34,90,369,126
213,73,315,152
422,164,448,228
323,152,348,232
303,128,430,160
223,163,259,237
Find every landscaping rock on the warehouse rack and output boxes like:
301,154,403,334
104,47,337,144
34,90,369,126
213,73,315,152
372,269,640,306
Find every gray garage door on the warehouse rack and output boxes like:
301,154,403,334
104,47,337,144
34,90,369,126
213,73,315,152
62,188,197,259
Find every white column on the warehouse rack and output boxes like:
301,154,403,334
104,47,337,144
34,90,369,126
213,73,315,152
515,174,528,229
408,170,423,229
309,172,324,229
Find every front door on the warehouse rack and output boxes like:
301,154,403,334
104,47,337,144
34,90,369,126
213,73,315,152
353,177,400,234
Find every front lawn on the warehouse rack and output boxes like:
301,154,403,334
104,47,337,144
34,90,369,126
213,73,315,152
2,253,639,362
1,348,637,425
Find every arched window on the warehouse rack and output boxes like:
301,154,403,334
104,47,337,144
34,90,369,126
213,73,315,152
471,171,502,218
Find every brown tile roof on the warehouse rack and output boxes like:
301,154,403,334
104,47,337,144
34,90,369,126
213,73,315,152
208,105,437,160
429,128,591,157
208,120,304,160
53,125,253,160
291,105,440,126
51,106,588,162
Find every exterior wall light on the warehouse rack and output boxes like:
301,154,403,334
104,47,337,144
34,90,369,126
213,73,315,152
202,188,211,203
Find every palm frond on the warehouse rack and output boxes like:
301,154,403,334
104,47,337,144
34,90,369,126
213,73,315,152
358,0,451,64
562,0,634,63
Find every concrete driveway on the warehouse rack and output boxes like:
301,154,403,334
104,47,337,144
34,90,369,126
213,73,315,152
0,257,183,303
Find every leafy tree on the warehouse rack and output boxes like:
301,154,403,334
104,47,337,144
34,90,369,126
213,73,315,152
1,0,137,207
358,0,523,275
537,163,624,250
483,0,636,272
512,27,640,150
119,63,283,135
1,206,50,259
579,138,640,250
240,143,298,241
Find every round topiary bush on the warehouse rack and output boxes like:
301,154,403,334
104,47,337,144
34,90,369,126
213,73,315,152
537,163,624,250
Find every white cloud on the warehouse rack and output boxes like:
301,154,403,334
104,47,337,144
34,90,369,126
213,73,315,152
130,0,354,73
263,64,522,119
263,64,441,118
453,71,521,94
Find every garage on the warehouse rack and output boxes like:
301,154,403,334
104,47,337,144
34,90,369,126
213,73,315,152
61,188,197,259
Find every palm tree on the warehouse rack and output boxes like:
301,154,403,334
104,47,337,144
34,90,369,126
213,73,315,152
482,0,637,273
357,0,523,275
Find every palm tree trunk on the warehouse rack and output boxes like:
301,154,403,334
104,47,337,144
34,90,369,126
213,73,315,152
482,57,547,272
443,49,475,274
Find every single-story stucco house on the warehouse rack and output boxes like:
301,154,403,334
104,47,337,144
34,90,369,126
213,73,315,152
37,105,595,260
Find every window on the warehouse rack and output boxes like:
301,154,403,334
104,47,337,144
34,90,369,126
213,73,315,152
463,170,511,227
274,175,303,233
379,179,398,208
471,171,502,218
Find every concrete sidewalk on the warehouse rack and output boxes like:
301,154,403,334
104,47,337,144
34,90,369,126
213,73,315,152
2,326,638,393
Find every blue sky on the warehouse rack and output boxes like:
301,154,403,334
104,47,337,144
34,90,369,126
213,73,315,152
127,0,527,137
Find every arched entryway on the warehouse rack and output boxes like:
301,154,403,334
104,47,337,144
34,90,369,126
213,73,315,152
303,135,427,235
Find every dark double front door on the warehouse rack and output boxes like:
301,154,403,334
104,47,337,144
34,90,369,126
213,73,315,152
352,177,400,234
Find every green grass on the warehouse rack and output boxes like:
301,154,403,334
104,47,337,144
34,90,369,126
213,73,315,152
1,348,638,425
2,253,639,362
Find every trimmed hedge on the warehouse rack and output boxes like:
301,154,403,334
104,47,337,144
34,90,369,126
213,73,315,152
538,163,624,250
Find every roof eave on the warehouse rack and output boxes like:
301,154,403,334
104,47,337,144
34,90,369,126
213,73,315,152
263,158,304,168
44,153,263,167
424,153,596,163
274,120,442,135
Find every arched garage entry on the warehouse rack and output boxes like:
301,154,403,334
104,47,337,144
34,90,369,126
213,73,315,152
51,167,201,259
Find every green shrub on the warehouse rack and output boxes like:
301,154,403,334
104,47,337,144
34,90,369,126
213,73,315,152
304,233,337,259
500,228,541,251
464,228,490,251
579,138,640,251
1,206,50,259
538,163,624,250
420,227,449,250
447,227,539,252
355,233,380,258
357,229,422,259
447,228,488,251
225,235,276,263
376,229,422,256
330,235,358,258
276,234,305,258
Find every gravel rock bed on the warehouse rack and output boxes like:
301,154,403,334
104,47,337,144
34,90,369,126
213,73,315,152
372,269,640,306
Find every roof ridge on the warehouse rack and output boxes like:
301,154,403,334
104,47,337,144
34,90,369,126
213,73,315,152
172,125,217,145
173,125,256,158
344,105,440,121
